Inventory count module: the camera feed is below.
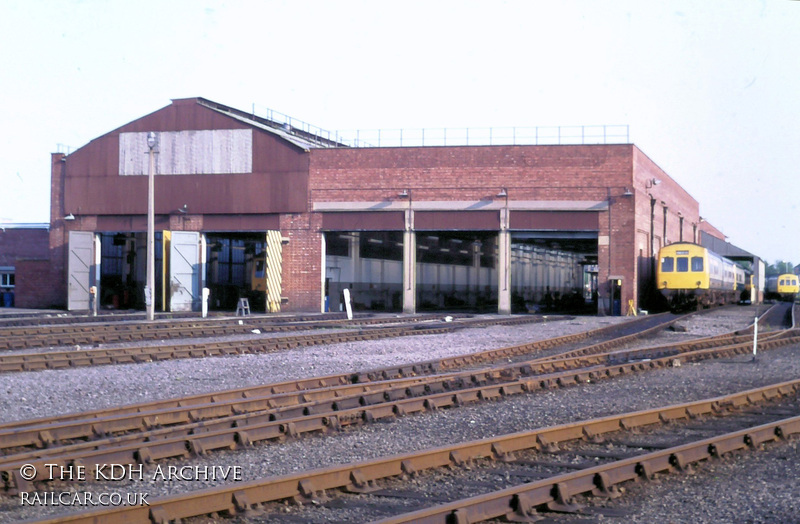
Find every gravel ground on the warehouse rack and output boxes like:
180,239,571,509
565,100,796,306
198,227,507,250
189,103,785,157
0,315,629,423
1,305,799,523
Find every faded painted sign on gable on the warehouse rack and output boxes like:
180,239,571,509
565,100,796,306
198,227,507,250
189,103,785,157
119,129,253,175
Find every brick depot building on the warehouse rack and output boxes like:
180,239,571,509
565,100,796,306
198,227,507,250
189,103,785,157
28,97,736,315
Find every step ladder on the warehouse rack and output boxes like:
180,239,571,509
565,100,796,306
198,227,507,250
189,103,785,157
236,298,251,316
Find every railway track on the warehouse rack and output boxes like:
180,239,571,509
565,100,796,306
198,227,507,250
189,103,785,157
0,309,232,329
0,314,574,372
0,313,687,447
0,313,467,351
368,385,800,524
21,379,800,523
3,304,794,523
0,314,666,456
3,308,796,496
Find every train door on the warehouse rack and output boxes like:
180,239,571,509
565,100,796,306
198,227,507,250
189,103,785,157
67,231,99,311
169,231,200,311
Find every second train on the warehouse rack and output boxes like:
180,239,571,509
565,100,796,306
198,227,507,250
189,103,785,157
656,242,748,311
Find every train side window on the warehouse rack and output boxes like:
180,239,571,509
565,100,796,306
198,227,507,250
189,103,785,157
677,257,689,272
661,257,674,272
691,257,703,272
254,259,265,279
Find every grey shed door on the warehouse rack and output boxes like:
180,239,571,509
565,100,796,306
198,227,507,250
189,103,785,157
169,231,200,312
67,231,94,311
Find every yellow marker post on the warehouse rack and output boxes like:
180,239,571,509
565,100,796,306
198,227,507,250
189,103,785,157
626,299,637,316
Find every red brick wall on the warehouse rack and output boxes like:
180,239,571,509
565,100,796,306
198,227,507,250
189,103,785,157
603,192,637,310
0,229,49,266
631,148,701,308
48,153,69,309
279,212,323,312
309,144,633,203
0,228,52,309
632,147,700,250
15,259,62,309
699,220,726,241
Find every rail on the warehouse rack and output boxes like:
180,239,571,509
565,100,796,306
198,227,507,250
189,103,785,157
5,325,798,493
0,315,558,372
25,379,800,523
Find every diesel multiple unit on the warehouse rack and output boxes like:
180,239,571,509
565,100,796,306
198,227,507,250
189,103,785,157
657,242,746,310
765,273,800,302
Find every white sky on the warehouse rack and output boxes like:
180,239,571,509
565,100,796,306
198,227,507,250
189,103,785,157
1,0,798,265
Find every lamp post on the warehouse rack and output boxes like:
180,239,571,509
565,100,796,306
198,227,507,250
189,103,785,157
399,189,415,314
146,132,157,321
497,188,510,315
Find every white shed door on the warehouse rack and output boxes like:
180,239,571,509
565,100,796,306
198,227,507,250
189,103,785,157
169,231,200,312
67,231,94,311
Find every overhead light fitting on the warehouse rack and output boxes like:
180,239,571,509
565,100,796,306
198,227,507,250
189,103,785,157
398,189,409,198
623,187,633,196
496,188,508,198
64,213,75,221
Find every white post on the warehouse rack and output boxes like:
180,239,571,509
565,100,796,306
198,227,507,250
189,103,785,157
202,287,210,318
752,315,758,361
402,197,416,314
343,287,353,320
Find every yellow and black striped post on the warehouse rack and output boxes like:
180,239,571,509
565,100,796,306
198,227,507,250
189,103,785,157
265,230,284,313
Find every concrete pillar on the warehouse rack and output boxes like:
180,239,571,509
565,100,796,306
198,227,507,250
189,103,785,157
471,241,481,306
351,232,361,287
402,208,416,314
498,206,511,315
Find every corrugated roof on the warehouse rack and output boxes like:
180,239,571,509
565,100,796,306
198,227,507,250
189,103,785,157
701,231,756,259
195,98,343,151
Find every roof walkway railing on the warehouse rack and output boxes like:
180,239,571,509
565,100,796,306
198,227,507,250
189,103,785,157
251,104,630,149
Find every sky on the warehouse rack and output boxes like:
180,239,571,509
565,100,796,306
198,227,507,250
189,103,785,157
1,0,798,266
